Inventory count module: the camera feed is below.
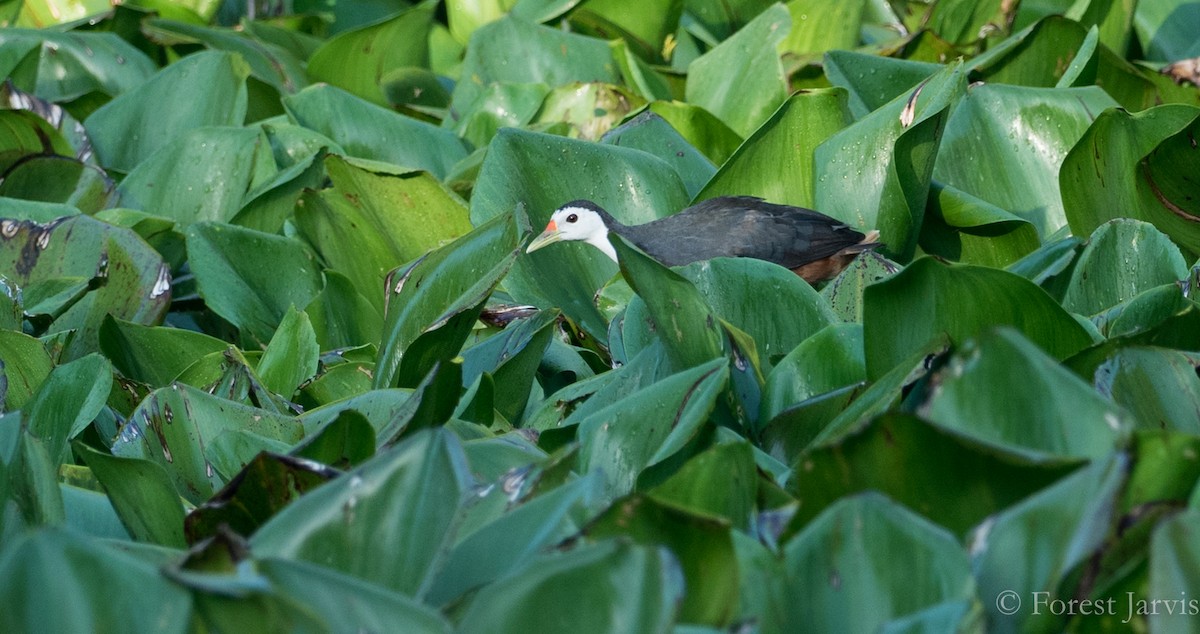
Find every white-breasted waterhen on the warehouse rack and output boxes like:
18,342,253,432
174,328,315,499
525,196,881,283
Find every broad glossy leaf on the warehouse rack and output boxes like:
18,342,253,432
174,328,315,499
972,453,1125,633
295,155,473,313
917,328,1129,459
185,222,324,346
698,88,851,209
303,271,384,350
374,209,523,389
601,110,715,199
780,0,866,57
456,540,681,634
863,257,1093,380
0,29,155,102
85,51,249,172
919,182,1041,267
450,16,620,126
1095,347,1200,433
534,82,646,140
256,306,319,398
231,148,327,234
0,215,170,359
0,330,52,410
781,492,975,632
452,81,551,148
1147,508,1200,633
762,323,864,423
251,429,472,597
932,83,1118,237
117,126,272,225
819,251,900,323
284,85,469,179
924,0,1010,45
0,110,76,172
815,61,966,260
683,0,776,40
824,50,941,119
0,155,115,214
1060,105,1200,255
578,357,727,498
142,18,307,97
298,389,415,441
685,4,789,137
112,384,303,505
98,317,227,388
644,101,743,165
647,440,755,530
1062,219,1189,316
569,0,681,64
787,413,1081,536
460,311,557,423
307,4,434,105
75,443,185,548
472,128,690,340
24,353,111,463
1133,0,1200,62
0,528,191,633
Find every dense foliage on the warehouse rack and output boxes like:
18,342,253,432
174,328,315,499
1,0,1199,631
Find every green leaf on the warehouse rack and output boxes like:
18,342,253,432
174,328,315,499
142,18,308,97
819,251,901,323
374,209,524,389
456,540,681,634
647,440,756,530
24,353,111,463
972,453,1125,633
762,323,864,423
919,181,1041,267
292,410,377,469
256,306,319,398
781,492,975,632
780,0,866,57
601,110,716,199
863,257,1094,379
685,4,790,137
460,311,557,423
303,271,384,350
75,442,185,548
1147,508,1200,633
307,4,434,105
534,81,647,140
0,29,155,102
284,85,469,179
294,155,474,313
824,50,941,119
116,126,272,225
933,83,1119,237
698,88,851,209
645,101,743,166
472,128,690,341
0,528,191,633
1062,219,1189,316
1061,104,1200,256
569,0,682,64
185,222,324,346
85,51,249,172
251,429,472,597
1095,347,1200,433
0,330,52,411
98,316,228,388
578,357,728,498
786,414,1081,536
917,328,1129,459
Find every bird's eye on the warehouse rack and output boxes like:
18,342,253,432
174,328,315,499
566,213,578,223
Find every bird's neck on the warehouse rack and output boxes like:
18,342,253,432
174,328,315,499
585,227,618,262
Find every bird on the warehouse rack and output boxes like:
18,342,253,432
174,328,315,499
525,196,880,283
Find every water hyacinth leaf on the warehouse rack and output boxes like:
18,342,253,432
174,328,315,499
919,182,1041,267
232,147,328,234
0,156,116,214
98,317,227,388
291,410,376,470
303,271,384,350
255,306,319,399
283,85,469,179
472,128,690,341
534,82,647,141
251,429,472,597
111,383,303,505
116,126,273,225
374,209,524,389
601,111,716,199
23,353,111,463
761,323,865,423
452,82,551,148
141,18,308,97
819,251,900,323
1147,508,1200,634
698,88,852,209
972,453,1125,634
450,16,620,127
647,440,756,530
85,51,249,172
0,330,53,410
0,29,156,102
0,215,171,359
0,528,192,634
645,101,743,166
1134,0,1200,62
456,541,681,634
307,4,434,105
578,357,727,498
685,4,789,137
1062,219,1189,316
932,83,1119,238
823,51,942,119
815,61,966,261
185,222,324,346
917,328,1129,460
460,311,557,423
787,413,1081,536
568,0,682,64
294,155,474,313
862,258,1093,380
780,492,976,632
0,110,76,171
75,442,186,548
1095,347,1200,433
1060,105,1200,256
612,237,725,371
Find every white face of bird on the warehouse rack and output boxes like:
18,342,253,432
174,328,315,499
526,205,617,261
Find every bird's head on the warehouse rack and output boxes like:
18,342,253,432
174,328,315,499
525,201,618,261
